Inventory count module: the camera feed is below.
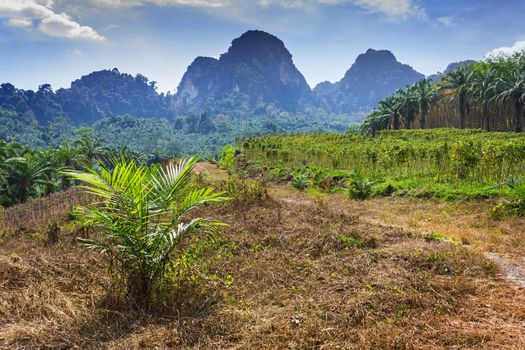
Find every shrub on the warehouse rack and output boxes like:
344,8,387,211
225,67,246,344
347,171,373,200
491,177,525,219
220,145,237,172
46,221,60,246
64,157,229,307
372,182,397,196
291,172,309,191
221,176,267,204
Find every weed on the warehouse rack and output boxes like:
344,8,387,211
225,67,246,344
338,234,365,249
46,221,60,246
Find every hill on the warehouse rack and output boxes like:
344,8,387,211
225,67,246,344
1,31,428,126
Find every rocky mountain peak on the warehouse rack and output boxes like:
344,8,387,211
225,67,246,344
174,30,311,112
225,30,290,60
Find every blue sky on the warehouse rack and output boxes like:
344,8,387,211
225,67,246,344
0,0,524,93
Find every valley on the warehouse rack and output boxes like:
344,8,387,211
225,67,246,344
2,128,525,349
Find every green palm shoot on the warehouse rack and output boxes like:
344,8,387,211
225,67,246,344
64,156,229,306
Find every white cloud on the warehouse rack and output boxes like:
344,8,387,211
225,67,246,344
0,0,105,42
349,0,426,19
91,0,228,8
6,17,32,27
486,40,525,58
257,0,427,19
90,0,426,20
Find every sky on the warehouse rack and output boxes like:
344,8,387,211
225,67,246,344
0,0,524,93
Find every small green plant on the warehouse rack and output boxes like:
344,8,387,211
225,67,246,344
220,145,237,173
64,157,229,307
491,177,525,219
291,172,309,191
338,234,364,249
46,220,60,246
222,176,267,204
224,274,235,288
421,231,444,242
347,171,373,200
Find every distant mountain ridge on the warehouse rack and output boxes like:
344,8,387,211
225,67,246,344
0,68,170,126
1,29,438,124
428,60,477,82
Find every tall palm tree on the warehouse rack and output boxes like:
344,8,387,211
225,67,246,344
379,95,402,130
361,95,401,134
440,67,471,129
494,64,525,132
362,109,388,135
413,79,437,129
468,63,496,131
396,86,417,129
0,154,51,205
74,128,109,168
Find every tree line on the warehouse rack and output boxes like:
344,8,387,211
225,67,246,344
362,52,525,134
0,129,148,208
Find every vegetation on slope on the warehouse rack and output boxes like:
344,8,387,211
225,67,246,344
238,129,525,203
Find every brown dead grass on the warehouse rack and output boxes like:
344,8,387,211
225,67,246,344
0,188,93,233
268,185,525,256
1,186,524,349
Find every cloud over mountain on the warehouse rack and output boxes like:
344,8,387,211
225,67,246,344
90,0,426,20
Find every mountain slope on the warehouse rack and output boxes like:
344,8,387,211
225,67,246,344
0,69,170,126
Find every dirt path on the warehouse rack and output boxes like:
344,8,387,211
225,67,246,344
194,162,229,181
486,253,525,288
197,162,525,290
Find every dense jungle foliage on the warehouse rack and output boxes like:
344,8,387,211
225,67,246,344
0,129,151,208
0,108,352,157
0,68,356,155
363,52,525,134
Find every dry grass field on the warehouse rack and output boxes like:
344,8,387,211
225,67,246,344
1,165,524,349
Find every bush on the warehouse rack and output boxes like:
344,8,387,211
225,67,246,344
372,182,397,196
291,172,309,191
491,177,525,219
220,145,237,172
347,171,373,200
221,176,267,204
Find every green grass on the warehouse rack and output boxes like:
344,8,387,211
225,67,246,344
237,128,525,200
